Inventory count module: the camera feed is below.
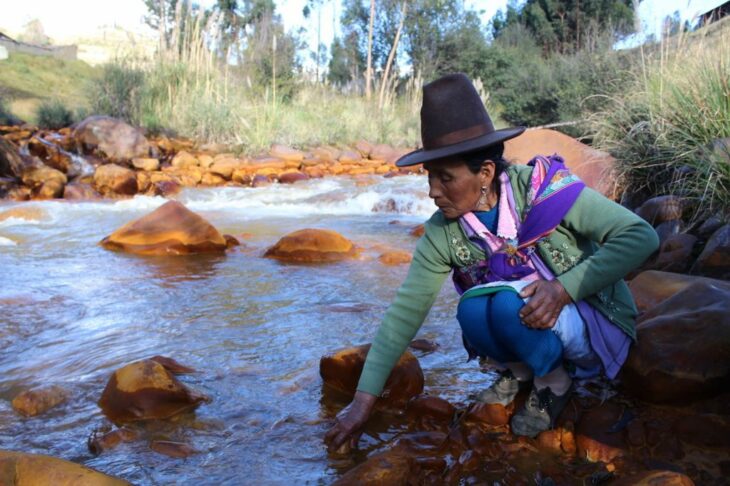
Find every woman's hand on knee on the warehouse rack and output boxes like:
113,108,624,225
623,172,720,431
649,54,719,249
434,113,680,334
518,280,572,329
325,391,377,453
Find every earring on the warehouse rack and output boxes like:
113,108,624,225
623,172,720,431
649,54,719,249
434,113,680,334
478,186,488,208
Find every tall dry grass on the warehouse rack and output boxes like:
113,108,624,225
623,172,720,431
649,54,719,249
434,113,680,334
592,25,730,216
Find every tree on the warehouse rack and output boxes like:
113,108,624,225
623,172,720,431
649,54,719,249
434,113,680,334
327,32,364,85
18,19,51,46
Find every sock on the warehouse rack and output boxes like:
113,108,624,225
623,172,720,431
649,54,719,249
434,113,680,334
533,365,572,396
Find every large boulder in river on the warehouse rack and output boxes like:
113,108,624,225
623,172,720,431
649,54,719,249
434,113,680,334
622,281,730,403
0,450,130,485
320,344,424,409
100,201,236,255
99,357,208,423
504,128,617,198
74,116,150,163
93,164,138,196
628,270,730,313
264,229,359,263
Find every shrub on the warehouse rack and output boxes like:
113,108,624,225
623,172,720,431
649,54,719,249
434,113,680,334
91,62,145,123
0,97,14,125
36,99,74,129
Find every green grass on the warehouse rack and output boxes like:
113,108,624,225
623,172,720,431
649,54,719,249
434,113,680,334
0,52,99,123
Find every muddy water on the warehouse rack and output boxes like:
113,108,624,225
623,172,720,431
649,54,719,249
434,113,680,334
0,176,496,484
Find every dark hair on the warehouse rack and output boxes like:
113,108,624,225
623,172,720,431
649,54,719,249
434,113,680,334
463,143,509,193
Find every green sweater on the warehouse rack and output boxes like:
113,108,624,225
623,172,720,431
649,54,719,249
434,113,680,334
357,165,660,397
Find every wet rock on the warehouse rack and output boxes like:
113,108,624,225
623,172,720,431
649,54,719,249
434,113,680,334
464,401,513,426
611,470,695,486
278,171,308,184
635,196,684,226
101,201,232,255
270,144,304,162
0,137,33,178
149,440,197,458
152,179,182,197
132,157,160,172
320,344,424,409
74,116,150,163
0,450,131,485
150,355,197,374
536,426,577,456
410,224,425,238
200,172,226,186
331,448,420,486
693,224,730,279
93,164,138,196
21,165,67,191
11,385,68,417
209,157,243,179
408,339,439,353
251,174,272,187
63,182,100,200
406,396,455,425
622,281,730,403
88,427,139,455
171,150,199,169
652,233,697,273
575,402,627,463
672,413,730,448
265,229,359,263
0,206,47,222
378,250,412,265
627,270,730,313
98,358,209,423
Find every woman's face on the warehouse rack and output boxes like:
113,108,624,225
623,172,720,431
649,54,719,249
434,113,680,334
424,157,495,220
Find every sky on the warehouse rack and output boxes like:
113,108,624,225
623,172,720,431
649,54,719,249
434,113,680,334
1,0,725,52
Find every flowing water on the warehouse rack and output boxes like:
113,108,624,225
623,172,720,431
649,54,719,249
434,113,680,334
0,175,496,484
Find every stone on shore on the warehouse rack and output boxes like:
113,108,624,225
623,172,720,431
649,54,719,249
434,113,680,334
12,385,68,417
132,157,160,172
652,233,697,273
635,196,684,226
171,150,199,169
74,116,150,163
575,402,627,463
622,281,730,403
100,201,237,255
98,358,209,423
63,182,100,200
378,250,412,265
693,224,730,279
331,449,419,485
93,164,138,196
264,229,358,263
320,344,424,409
88,427,139,455
503,128,618,198
628,270,730,313
278,171,308,184
0,450,130,485
270,144,304,162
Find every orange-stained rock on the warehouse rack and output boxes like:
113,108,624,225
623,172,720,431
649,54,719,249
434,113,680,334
208,157,244,179
622,281,730,403
93,164,138,196
0,206,47,222
611,470,695,486
170,150,199,168
100,201,230,255
132,157,160,172
197,153,215,169
409,224,425,238
320,344,424,409
74,116,150,164
270,144,304,162
0,137,32,179
264,228,359,263
312,146,340,162
628,270,730,313
504,128,618,198
303,166,325,178
575,403,627,463
149,355,197,374
278,171,309,184
406,395,456,424
21,165,67,189
536,426,576,456
12,385,68,417
98,358,209,423
63,182,100,200
331,448,420,485
464,401,513,426
355,140,373,157
0,450,131,485
88,427,139,455
635,195,684,226
251,174,272,187
693,224,730,279
149,440,198,458
200,172,226,186
379,250,412,265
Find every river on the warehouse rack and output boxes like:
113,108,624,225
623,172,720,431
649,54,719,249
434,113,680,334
0,175,496,484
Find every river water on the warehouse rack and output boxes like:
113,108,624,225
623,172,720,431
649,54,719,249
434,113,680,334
0,175,496,484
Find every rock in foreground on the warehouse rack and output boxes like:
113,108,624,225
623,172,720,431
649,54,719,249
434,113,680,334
98,358,209,423
0,450,130,485
320,344,424,409
100,201,237,255
264,229,359,263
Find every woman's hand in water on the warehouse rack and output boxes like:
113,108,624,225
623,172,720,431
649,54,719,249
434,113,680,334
518,280,572,329
324,391,377,453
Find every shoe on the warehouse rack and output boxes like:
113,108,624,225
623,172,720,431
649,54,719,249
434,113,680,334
510,384,573,438
476,369,530,406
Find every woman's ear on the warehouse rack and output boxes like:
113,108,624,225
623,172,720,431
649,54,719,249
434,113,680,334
480,160,495,186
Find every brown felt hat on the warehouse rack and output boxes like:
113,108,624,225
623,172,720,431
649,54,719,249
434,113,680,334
396,73,525,167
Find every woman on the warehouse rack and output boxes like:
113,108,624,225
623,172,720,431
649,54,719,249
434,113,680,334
325,73,659,449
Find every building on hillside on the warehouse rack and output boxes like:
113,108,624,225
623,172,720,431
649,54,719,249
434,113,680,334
0,32,77,60
699,1,730,25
